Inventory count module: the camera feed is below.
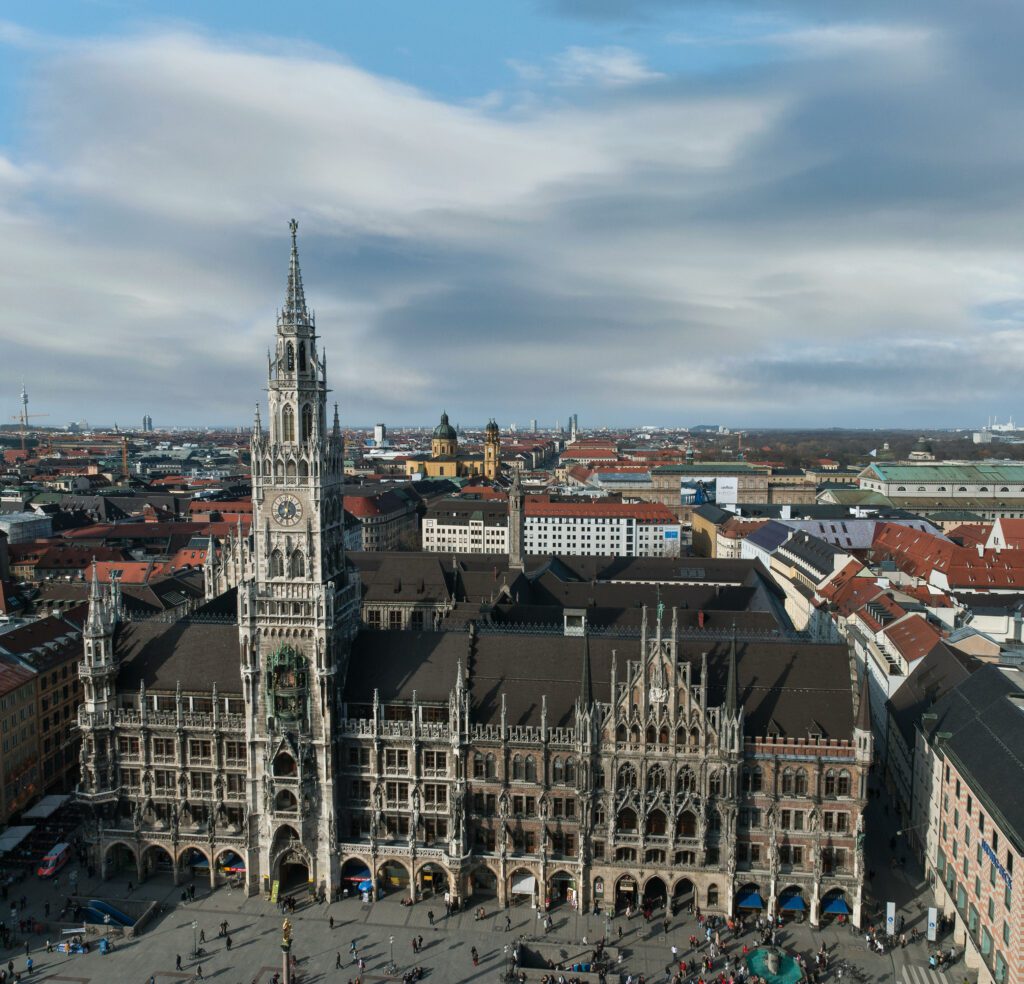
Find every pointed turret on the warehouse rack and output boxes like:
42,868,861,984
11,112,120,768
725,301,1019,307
855,668,872,732
725,623,738,717
580,629,592,707
86,559,105,634
282,218,310,324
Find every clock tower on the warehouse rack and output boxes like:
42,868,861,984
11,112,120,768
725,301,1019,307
239,219,359,898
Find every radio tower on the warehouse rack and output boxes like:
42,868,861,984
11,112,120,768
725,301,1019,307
9,381,48,453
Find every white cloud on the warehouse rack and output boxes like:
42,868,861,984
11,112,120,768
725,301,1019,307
509,44,663,89
0,16,1021,427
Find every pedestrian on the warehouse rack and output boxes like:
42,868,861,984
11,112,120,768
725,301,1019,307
335,952,341,969
176,954,182,971
196,966,204,981
24,959,31,977
664,919,670,936
505,914,512,931
427,910,435,927
199,929,206,945
412,937,418,954
471,945,479,967
226,935,232,951
329,915,334,930
671,945,679,961
418,935,423,951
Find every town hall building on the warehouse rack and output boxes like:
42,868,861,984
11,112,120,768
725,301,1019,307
76,223,870,927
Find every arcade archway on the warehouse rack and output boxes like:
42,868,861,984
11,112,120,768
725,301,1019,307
547,870,577,909
377,860,410,895
417,862,449,900
672,877,695,913
142,844,174,880
614,874,638,911
643,876,667,911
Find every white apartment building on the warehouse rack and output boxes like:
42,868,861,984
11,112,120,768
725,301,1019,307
422,497,682,558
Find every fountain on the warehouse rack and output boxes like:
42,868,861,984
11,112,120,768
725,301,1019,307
745,946,803,984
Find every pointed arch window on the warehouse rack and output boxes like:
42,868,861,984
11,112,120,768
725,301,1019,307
552,757,564,784
286,342,295,371
564,757,576,785
269,549,284,578
281,404,295,442
524,756,537,783
794,769,808,796
512,755,524,781
301,404,313,442
298,342,306,371
290,549,305,578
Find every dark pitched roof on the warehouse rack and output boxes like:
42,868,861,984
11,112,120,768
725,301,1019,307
885,641,978,748
344,630,855,738
115,617,240,693
925,664,1024,848
745,521,792,554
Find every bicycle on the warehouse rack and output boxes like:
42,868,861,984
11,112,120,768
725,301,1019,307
383,960,400,976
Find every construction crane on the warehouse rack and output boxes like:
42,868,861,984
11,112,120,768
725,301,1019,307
9,382,48,453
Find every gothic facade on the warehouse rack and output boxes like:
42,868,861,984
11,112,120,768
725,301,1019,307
76,224,869,926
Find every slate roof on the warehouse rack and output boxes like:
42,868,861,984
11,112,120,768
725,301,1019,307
924,664,1024,848
745,521,792,554
345,630,855,738
885,641,977,748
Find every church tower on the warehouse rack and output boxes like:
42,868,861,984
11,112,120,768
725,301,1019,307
483,419,501,480
240,220,359,898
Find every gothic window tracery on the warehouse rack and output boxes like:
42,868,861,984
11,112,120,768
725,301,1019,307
286,342,295,371
269,549,284,578
301,404,313,442
290,550,305,579
281,404,295,442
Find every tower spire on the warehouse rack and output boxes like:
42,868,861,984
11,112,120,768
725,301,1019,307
282,218,309,324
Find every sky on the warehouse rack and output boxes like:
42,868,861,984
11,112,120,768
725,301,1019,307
1,1,1023,430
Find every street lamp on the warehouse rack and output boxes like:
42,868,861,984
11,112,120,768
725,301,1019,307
389,934,394,967
191,919,198,959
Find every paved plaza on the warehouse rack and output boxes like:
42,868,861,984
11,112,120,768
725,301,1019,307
0,785,977,984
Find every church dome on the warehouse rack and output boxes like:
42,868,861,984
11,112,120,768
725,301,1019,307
485,418,499,436
433,411,457,441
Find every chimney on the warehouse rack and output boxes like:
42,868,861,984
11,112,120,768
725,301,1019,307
780,504,792,520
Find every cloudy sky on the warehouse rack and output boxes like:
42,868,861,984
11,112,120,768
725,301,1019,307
0,1,1022,430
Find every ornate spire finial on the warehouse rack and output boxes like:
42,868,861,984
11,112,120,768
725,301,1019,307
282,218,309,324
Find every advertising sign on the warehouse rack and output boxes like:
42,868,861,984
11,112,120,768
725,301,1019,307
927,907,937,942
886,901,896,936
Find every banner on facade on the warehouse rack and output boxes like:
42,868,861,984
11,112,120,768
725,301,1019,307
270,879,280,904
927,907,937,942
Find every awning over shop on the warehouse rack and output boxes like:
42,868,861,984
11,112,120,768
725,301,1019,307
23,795,70,820
0,826,34,855
512,874,536,894
736,891,765,909
780,894,807,911
344,865,372,882
822,895,851,915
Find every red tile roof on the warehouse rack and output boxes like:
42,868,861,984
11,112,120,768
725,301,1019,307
882,613,942,664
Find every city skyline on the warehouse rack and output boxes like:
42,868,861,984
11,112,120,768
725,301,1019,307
2,1,1023,427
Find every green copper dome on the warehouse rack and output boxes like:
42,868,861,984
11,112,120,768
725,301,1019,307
433,411,457,441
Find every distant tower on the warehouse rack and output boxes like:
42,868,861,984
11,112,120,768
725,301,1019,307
431,411,458,458
373,423,386,446
508,470,525,571
484,419,501,480
569,414,578,442
529,418,537,433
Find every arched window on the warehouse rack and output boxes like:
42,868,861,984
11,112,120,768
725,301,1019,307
473,753,484,779
617,764,637,791
707,884,719,907
485,754,496,779
689,727,700,748
979,487,989,492
298,342,306,371
552,757,564,784
837,770,851,797
617,808,637,832
658,726,670,745
290,550,305,578
752,767,763,792
564,757,576,785
616,724,627,743
794,769,808,796
512,755,524,781
281,404,295,442
708,770,722,796
677,810,696,838
645,809,667,836
679,766,695,793
676,725,685,745
646,725,657,745
286,342,295,371
269,549,283,577
781,768,794,795
525,756,537,783
824,769,837,796
1000,487,1009,492
594,804,605,827
647,765,666,794
301,404,313,442
630,725,641,744
896,486,906,492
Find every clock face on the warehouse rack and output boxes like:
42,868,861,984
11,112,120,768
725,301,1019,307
273,494,303,527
